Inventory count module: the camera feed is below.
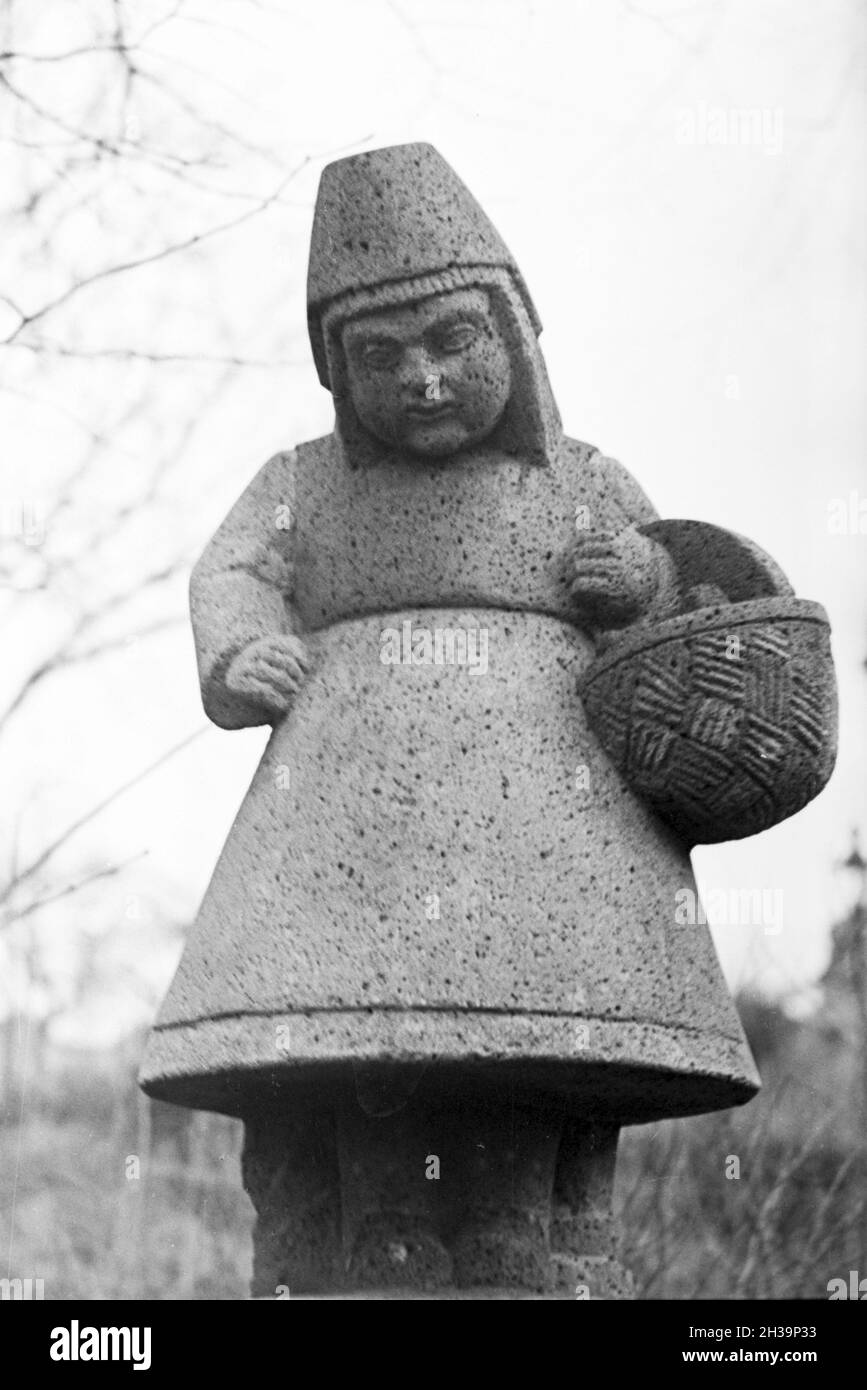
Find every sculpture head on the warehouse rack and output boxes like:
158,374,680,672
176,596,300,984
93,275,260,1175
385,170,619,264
341,287,512,458
307,143,562,466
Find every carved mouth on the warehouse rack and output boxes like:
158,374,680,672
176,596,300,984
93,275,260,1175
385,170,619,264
404,403,457,420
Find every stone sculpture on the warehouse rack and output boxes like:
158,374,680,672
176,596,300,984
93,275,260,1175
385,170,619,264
140,143,837,1299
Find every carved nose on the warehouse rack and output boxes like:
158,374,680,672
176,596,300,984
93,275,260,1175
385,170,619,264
398,346,438,395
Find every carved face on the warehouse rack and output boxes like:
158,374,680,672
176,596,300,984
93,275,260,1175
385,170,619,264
341,288,512,458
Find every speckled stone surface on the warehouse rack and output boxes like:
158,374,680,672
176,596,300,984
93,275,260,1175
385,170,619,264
142,605,760,1119
139,142,838,1297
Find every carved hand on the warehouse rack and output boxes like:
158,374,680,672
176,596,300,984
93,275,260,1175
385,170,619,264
225,634,311,717
568,524,676,629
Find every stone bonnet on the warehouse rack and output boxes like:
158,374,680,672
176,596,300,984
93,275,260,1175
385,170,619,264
306,142,562,465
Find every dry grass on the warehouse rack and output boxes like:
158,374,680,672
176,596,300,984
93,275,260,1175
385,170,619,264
1,1020,863,1300
0,1070,250,1301
618,1077,865,1298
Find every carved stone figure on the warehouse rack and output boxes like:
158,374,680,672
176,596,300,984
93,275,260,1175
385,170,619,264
140,143,837,1298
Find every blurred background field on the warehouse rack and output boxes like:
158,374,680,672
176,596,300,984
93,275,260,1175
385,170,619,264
620,969,867,1299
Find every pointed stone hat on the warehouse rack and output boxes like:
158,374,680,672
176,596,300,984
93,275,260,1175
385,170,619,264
307,142,542,390
306,143,560,465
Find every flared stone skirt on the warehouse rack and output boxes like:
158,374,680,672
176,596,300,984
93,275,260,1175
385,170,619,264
140,607,759,1122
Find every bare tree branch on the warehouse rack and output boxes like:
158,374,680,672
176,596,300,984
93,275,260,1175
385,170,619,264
0,561,187,724
0,726,207,911
2,158,311,345
3,852,147,927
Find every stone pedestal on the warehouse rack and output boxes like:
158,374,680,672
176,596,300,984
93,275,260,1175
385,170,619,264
242,1076,632,1300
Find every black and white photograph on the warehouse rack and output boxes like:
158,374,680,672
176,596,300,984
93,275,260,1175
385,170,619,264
1,0,865,1349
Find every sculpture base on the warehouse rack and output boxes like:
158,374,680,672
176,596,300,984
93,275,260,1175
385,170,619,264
241,1079,632,1300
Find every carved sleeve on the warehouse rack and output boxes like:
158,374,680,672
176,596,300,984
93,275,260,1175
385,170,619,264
589,449,659,530
190,450,298,729
585,450,681,624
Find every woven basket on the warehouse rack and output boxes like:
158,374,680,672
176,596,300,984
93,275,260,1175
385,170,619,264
580,597,837,845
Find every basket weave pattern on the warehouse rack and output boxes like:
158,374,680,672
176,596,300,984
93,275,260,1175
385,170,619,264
583,606,836,844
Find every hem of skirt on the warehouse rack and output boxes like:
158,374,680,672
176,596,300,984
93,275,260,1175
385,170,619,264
139,1007,760,1123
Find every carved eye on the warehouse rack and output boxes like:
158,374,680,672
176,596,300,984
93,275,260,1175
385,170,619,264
361,341,400,370
435,322,478,353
